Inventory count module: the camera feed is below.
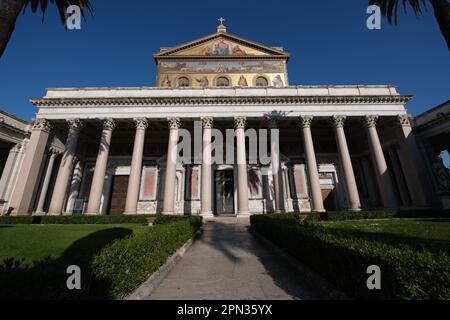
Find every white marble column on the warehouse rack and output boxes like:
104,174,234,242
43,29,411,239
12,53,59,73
0,144,20,200
364,115,397,208
268,117,283,213
162,118,180,215
387,146,411,206
200,117,214,217
36,148,60,214
396,114,428,207
49,119,83,215
86,119,116,215
235,117,250,215
124,118,148,214
65,160,83,214
299,116,325,212
331,116,361,211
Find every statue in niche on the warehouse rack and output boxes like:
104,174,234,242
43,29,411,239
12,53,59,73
431,152,450,194
161,75,172,88
272,75,284,88
196,76,209,87
238,75,248,87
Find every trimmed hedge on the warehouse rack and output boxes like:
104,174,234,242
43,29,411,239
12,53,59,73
0,214,157,225
91,216,202,299
304,209,450,223
251,214,450,300
0,216,202,299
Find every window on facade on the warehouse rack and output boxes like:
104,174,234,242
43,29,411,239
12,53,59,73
177,77,190,87
216,77,230,87
255,76,269,87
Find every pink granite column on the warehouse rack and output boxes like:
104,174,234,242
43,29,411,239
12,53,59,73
162,118,180,214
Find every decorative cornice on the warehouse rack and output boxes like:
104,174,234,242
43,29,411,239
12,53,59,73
414,111,450,132
364,115,379,128
31,95,412,108
201,117,214,129
299,115,314,129
32,119,53,132
102,118,117,131
330,115,346,128
167,117,181,130
234,117,247,129
134,118,149,130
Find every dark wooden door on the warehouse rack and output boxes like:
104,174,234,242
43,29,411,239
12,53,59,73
215,170,235,215
108,175,129,215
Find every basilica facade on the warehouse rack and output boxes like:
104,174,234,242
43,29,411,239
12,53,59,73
3,23,435,216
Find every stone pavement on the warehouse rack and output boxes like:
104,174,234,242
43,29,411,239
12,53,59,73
146,217,326,300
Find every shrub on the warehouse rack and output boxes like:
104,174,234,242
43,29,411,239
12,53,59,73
251,214,450,300
90,216,202,299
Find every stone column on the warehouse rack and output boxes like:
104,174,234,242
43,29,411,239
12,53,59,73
162,118,180,215
0,144,20,200
66,160,83,213
363,115,397,208
86,119,116,215
10,119,52,215
268,117,283,213
48,119,83,215
200,117,214,217
395,114,428,207
387,146,411,206
35,148,60,214
235,117,250,215
331,116,361,211
299,116,325,212
124,118,148,214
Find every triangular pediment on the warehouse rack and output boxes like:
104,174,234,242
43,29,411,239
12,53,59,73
154,32,290,59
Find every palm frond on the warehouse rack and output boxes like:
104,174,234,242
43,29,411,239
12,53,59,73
368,0,427,25
22,0,93,24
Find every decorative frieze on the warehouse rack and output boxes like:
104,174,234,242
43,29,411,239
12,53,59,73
363,115,378,128
234,116,247,129
134,118,149,130
32,119,53,132
31,95,412,108
201,117,214,129
299,115,313,129
167,117,181,130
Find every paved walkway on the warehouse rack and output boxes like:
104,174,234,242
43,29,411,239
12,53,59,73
147,217,324,300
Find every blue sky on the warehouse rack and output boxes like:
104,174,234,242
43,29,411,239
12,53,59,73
0,0,449,122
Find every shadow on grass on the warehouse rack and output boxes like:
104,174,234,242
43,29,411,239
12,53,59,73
0,227,132,300
324,226,450,255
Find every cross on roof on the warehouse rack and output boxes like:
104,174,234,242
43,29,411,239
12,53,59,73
218,17,226,26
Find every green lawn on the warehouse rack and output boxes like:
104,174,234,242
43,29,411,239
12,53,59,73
319,218,450,254
0,224,148,264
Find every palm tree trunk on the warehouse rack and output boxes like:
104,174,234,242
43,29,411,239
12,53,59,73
0,0,26,59
430,0,450,50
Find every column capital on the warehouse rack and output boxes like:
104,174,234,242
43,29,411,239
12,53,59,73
102,118,117,131
67,119,84,131
32,119,53,133
299,115,314,129
330,115,346,128
201,117,214,129
49,147,62,156
397,114,411,127
363,115,379,128
167,117,181,130
267,116,278,129
234,117,247,130
134,118,149,130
